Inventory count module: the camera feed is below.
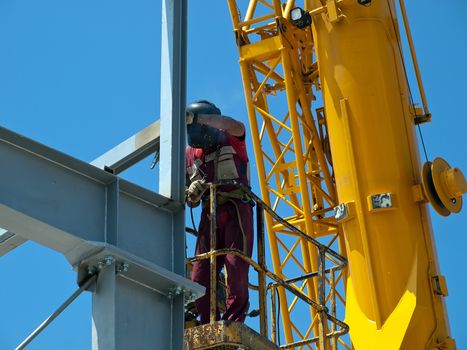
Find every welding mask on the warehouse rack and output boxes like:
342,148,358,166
187,121,227,148
186,100,226,148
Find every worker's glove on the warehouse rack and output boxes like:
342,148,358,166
186,179,208,207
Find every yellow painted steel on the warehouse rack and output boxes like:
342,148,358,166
228,0,349,348
310,0,456,348
228,0,460,349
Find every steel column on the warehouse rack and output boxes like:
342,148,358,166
91,260,187,350
159,3,188,349
159,0,187,202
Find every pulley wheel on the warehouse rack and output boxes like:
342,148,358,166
431,157,463,214
421,161,450,217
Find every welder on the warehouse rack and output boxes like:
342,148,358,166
185,100,253,325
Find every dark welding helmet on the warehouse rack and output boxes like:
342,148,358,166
186,100,221,117
186,100,226,148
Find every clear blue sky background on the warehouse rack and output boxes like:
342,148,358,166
0,1,466,349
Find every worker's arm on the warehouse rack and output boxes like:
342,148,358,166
196,114,245,137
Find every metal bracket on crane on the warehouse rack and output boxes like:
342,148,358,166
430,337,457,350
412,184,428,203
432,275,449,297
334,201,355,222
326,0,342,23
305,0,344,24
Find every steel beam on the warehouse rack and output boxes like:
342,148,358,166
0,229,27,257
0,126,179,266
159,3,188,350
91,120,160,175
1,1,190,348
87,247,198,350
1,119,161,256
159,0,187,202
0,125,202,349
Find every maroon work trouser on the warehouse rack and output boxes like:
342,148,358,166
191,199,253,324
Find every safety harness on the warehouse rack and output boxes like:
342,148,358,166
187,137,252,256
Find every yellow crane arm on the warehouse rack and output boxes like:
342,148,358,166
228,0,465,349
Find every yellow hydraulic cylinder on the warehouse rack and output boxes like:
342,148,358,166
310,0,457,349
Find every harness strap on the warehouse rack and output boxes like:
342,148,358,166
202,188,250,208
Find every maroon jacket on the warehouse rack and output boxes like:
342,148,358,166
186,130,250,191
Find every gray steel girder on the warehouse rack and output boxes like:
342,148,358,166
0,126,181,267
91,120,160,175
0,125,203,349
0,119,161,257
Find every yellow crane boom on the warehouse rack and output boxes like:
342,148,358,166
227,0,349,347
311,0,464,348
226,0,466,349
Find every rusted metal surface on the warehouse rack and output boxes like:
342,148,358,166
189,248,326,314
270,285,277,344
279,329,348,349
317,247,328,350
184,321,281,350
256,203,268,337
209,184,218,324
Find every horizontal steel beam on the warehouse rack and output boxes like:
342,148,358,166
91,120,160,174
0,125,203,350
0,125,200,295
0,120,162,256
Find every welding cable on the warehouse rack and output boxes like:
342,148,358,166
228,198,248,255
190,206,199,237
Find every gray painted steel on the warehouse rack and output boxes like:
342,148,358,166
92,261,185,350
0,229,27,257
0,119,161,256
0,1,190,348
91,120,161,175
0,123,200,349
158,2,188,350
159,0,187,203
0,126,182,266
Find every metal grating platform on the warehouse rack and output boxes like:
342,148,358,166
184,321,280,350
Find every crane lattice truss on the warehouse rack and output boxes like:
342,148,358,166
228,1,350,348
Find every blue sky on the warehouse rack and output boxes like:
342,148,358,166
0,1,466,349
